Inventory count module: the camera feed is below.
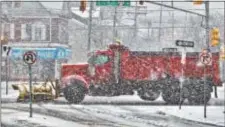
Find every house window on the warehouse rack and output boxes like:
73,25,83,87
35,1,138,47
15,24,21,42
10,24,15,40
59,25,68,43
2,24,10,40
32,22,47,41
21,24,31,41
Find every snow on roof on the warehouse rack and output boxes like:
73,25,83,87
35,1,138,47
71,19,87,27
71,7,100,18
62,62,88,66
7,42,70,48
40,1,63,10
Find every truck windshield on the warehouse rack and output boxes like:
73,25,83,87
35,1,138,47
88,55,109,66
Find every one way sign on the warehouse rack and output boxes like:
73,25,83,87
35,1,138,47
175,40,194,48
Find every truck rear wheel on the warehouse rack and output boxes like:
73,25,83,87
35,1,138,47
162,80,180,104
63,80,86,104
188,92,211,105
187,82,212,105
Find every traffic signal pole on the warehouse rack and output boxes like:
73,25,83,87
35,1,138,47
224,1,225,114
204,1,210,118
0,1,2,124
87,1,93,51
145,1,205,17
112,7,118,42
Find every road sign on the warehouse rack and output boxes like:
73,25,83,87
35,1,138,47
96,0,130,7
2,45,11,57
162,48,178,52
10,47,71,60
200,51,212,66
23,51,36,118
175,40,194,47
23,51,37,65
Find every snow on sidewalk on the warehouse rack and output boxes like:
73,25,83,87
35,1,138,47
124,106,225,127
159,106,224,127
2,109,88,127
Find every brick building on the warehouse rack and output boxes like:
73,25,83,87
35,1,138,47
1,1,71,81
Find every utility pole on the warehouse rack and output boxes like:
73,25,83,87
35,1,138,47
112,7,118,42
204,1,210,118
100,8,104,48
5,56,8,95
158,1,163,42
148,22,151,39
171,0,174,41
87,1,93,51
134,1,138,38
0,1,2,124
223,1,225,114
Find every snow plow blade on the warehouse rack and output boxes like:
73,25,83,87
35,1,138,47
11,81,60,102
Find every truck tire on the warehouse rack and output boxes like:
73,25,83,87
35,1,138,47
188,92,211,105
162,80,180,104
63,80,86,104
187,84,212,105
186,79,212,105
139,89,160,101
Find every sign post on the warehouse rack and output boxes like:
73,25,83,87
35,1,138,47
2,45,11,95
199,49,212,118
23,51,37,118
175,40,195,109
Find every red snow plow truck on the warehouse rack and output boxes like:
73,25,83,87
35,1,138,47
60,43,223,104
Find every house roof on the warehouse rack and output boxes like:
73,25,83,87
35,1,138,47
71,7,100,18
40,0,63,10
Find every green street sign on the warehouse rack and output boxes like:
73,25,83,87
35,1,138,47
96,1,130,7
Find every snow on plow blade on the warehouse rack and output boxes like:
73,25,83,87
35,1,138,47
11,81,60,102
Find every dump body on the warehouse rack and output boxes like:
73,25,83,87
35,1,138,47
120,51,222,86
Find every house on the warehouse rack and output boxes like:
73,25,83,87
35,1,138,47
1,1,71,81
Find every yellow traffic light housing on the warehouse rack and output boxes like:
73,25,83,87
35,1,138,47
193,0,203,5
210,28,220,47
220,46,225,60
80,0,87,12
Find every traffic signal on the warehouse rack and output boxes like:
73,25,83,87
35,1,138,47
80,0,87,12
193,0,203,5
139,0,144,5
210,28,220,47
220,46,225,60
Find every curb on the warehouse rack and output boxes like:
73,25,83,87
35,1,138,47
168,114,224,127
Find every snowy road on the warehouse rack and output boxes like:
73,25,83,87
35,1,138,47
1,82,224,127
2,103,223,127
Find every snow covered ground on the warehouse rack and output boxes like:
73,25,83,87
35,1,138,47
1,82,224,127
1,103,224,127
2,109,87,127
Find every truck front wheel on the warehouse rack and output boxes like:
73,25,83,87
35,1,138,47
162,80,180,104
63,80,86,104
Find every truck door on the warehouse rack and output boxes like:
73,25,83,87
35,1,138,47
89,54,113,84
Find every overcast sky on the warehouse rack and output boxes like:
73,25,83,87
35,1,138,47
39,0,225,15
